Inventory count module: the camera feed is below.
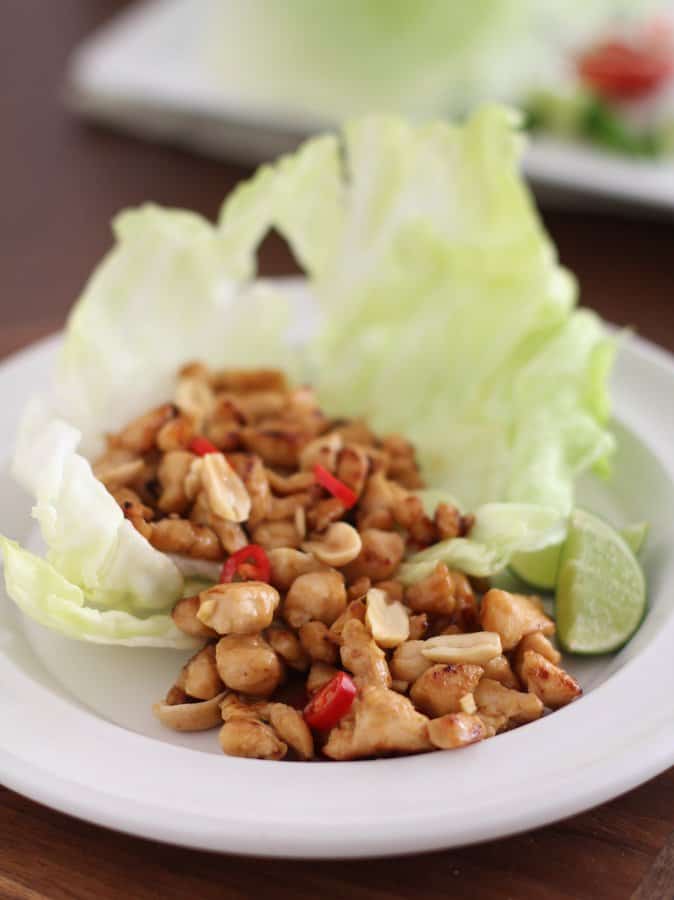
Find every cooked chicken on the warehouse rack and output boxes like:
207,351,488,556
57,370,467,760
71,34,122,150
215,634,284,697
342,529,405,583
480,589,555,651
176,644,223,700
284,569,347,628
483,654,520,690
390,640,432,684
405,563,474,618
105,364,586,763
410,664,483,718
339,619,391,687
474,678,544,726
428,713,488,750
323,685,432,760
518,651,582,709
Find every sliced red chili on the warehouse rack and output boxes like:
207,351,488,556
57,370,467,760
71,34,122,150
313,463,358,510
303,672,357,730
189,436,220,457
220,544,271,584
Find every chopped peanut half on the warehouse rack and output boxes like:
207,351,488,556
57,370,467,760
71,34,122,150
365,587,410,649
421,632,502,666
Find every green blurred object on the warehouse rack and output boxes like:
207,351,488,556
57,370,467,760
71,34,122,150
207,0,664,120
526,89,674,157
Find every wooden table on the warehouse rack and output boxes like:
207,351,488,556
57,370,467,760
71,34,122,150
2,3,674,898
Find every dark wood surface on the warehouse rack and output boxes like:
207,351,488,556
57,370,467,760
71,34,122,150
2,3,674,898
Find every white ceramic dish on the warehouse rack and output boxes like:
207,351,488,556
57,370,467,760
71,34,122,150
1,279,674,858
66,0,674,213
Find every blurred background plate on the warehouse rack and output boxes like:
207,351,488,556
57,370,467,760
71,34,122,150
66,0,674,214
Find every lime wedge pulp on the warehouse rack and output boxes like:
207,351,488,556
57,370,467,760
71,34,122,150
619,521,649,556
510,518,648,591
510,543,562,591
556,508,646,655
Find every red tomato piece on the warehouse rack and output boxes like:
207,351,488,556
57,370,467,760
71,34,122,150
303,672,357,730
577,35,674,100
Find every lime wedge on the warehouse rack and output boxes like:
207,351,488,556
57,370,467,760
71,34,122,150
510,543,561,591
556,508,646,654
620,521,649,556
510,518,649,591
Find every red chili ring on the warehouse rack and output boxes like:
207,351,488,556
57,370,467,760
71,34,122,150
303,672,357,730
189,436,220,456
220,544,271,584
313,463,358,510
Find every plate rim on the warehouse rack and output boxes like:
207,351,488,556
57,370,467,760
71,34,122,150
1,316,674,859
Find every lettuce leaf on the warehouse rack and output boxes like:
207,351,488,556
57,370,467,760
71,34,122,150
56,204,294,456
2,106,616,647
220,106,615,513
12,400,183,613
0,538,197,648
398,502,566,582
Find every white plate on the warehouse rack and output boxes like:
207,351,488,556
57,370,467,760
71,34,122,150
66,0,674,213
2,285,674,858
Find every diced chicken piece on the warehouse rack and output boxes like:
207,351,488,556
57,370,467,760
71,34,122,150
408,613,428,641
405,563,474,619
267,548,324,591
306,662,339,695
176,644,223,700
340,619,391,687
198,581,280,635
410,664,483,718
267,704,315,760
342,529,405,583
323,685,432,760
347,577,371,602
329,598,367,642
474,677,544,726
219,719,287,760
518,651,582,710
283,569,347,629
336,444,370,498
428,713,488,750
172,595,217,639
299,620,338,664
266,626,311,672
480,589,555,651
483,654,520,690
390,641,432,684
215,634,284,697
515,632,562,667
477,712,509,738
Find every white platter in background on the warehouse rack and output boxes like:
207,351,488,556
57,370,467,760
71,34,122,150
1,279,674,858
65,0,674,214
